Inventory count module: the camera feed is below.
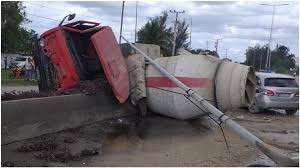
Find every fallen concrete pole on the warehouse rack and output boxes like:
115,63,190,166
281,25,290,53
2,93,136,145
121,36,298,166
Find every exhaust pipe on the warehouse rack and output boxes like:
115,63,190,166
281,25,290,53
121,36,298,166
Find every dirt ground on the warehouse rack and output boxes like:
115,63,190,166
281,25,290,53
1,108,299,167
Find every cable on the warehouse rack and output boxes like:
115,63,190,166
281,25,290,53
151,86,230,152
25,1,94,19
151,87,215,102
26,13,60,22
184,93,230,153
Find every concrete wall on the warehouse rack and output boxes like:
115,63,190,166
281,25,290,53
1,93,136,145
134,43,161,60
120,43,161,60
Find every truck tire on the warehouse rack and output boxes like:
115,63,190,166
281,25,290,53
285,109,298,115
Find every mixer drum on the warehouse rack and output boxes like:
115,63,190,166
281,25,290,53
145,54,256,120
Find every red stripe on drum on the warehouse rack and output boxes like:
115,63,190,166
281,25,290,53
146,77,211,88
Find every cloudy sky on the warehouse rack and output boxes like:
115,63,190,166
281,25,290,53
23,0,299,62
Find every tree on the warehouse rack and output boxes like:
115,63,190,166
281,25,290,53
137,12,172,56
186,48,219,57
137,11,189,56
244,44,296,74
1,1,35,54
171,20,190,55
245,44,268,70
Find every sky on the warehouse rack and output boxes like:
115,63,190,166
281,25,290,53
23,0,299,63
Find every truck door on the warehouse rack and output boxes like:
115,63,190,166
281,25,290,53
90,26,129,103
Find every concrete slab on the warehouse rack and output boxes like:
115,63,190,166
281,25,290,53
1,93,136,145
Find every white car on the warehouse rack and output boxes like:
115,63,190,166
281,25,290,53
13,56,33,69
249,72,299,115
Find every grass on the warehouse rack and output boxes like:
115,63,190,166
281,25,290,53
1,69,38,86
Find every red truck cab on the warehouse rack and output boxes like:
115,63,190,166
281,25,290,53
37,20,129,103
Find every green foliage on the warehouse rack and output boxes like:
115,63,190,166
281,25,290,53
173,20,190,54
1,69,37,86
137,12,172,56
1,1,35,54
186,48,219,57
245,44,296,74
137,11,189,56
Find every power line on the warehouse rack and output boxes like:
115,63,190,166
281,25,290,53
25,1,94,19
26,13,61,22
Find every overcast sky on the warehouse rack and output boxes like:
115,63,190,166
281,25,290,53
23,1,299,62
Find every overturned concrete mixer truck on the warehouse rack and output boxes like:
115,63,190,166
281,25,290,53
32,19,255,118
31,19,298,166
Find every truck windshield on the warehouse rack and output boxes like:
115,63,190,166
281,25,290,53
264,78,298,87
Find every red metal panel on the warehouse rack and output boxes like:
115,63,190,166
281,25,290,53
62,20,101,33
90,26,129,103
41,29,80,90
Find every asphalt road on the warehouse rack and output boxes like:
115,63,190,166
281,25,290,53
1,108,298,167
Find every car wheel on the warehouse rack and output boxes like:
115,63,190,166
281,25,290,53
285,109,298,115
248,100,260,113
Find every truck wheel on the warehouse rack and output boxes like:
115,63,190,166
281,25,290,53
285,109,298,115
248,100,260,113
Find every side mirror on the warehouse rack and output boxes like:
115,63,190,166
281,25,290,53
59,13,76,26
68,14,76,21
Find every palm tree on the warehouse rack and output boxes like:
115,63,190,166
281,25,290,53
172,20,190,55
137,12,172,56
137,11,189,56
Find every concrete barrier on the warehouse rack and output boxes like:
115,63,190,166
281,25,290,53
120,43,161,60
1,93,136,145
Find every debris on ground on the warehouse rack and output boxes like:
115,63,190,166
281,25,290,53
1,90,55,101
1,79,110,101
236,115,244,119
81,148,99,156
63,137,76,144
1,109,298,167
2,161,15,167
16,139,58,152
33,147,74,162
14,127,104,163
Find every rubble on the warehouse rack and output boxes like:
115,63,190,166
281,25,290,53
2,161,15,167
1,79,109,101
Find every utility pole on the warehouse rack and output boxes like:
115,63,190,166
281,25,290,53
134,1,138,43
225,49,228,59
119,1,125,44
260,3,289,70
214,38,222,54
170,10,185,56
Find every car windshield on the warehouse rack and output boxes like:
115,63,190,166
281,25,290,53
264,78,298,87
15,57,27,61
